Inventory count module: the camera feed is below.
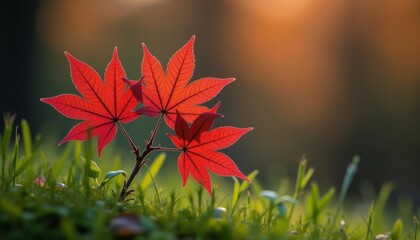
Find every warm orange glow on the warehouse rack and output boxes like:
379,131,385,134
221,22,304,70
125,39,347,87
33,0,420,189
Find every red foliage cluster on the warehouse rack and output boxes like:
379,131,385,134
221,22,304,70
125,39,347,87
41,36,251,194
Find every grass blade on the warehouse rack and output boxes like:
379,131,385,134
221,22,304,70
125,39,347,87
20,119,32,159
1,114,15,186
232,177,240,208
140,153,165,190
331,156,360,229
10,127,19,188
365,201,375,240
374,182,395,233
240,170,259,192
390,218,403,240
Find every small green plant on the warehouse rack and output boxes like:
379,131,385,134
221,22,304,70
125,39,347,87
231,170,258,214
288,157,314,221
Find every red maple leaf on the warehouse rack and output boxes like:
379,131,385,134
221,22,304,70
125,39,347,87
167,111,252,195
137,36,234,129
41,48,142,157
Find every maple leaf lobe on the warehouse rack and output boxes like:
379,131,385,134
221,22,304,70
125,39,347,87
138,36,234,129
41,49,142,157
168,111,251,195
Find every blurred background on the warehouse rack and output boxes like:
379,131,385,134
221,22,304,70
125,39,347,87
2,0,420,202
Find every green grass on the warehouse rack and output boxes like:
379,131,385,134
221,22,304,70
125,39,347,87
0,116,419,239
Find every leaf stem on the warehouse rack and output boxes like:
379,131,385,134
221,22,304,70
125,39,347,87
147,113,164,148
117,122,138,154
118,113,168,201
155,147,180,152
119,146,154,200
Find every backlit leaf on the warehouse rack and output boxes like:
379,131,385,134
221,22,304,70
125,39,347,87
168,112,252,195
41,48,142,157
134,36,234,129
